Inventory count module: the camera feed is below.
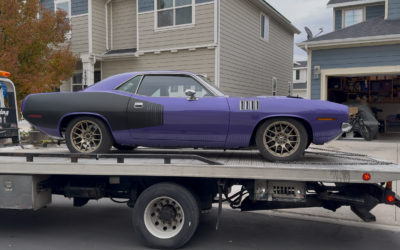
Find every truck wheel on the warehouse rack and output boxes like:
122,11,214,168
113,143,137,151
132,183,200,249
256,118,308,162
65,116,113,154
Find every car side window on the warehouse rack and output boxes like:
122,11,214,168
137,75,212,98
116,75,142,94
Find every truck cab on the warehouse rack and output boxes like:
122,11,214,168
0,70,19,147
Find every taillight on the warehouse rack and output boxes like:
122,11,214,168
363,173,371,181
387,195,395,203
29,115,42,118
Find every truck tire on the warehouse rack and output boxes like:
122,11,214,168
256,117,308,162
132,182,200,249
65,116,113,154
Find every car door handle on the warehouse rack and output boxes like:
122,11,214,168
134,102,143,108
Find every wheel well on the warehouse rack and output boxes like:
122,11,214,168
249,116,314,147
59,114,113,135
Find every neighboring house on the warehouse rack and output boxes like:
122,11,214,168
40,0,300,97
297,0,400,126
293,61,307,98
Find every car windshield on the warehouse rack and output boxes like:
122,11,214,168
197,75,226,96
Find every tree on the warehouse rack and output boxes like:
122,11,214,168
0,0,78,109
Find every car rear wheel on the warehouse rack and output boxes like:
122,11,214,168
256,118,308,162
65,116,113,154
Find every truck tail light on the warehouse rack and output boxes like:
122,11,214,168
363,173,371,181
387,195,395,203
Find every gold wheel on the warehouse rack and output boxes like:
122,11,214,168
263,121,301,158
70,120,103,153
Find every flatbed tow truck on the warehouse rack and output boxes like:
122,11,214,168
1,71,400,249
1,146,400,249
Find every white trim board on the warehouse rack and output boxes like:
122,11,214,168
327,0,385,9
297,34,400,50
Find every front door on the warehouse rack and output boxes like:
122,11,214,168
126,74,230,148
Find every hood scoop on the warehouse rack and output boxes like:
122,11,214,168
240,100,260,111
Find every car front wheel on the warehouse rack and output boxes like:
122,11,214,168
65,116,113,154
256,118,308,162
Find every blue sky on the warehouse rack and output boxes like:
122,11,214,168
267,0,333,61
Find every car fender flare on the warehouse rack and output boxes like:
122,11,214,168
250,114,314,145
58,112,114,137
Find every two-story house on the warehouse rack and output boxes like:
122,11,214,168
297,0,400,134
40,0,300,97
293,61,308,98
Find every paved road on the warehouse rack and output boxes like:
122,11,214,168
1,196,399,250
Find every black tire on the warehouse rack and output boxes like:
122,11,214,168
132,183,200,249
113,143,137,151
360,125,373,141
65,116,114,154
256,118,308,162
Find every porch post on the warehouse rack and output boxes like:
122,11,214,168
81,54,95,87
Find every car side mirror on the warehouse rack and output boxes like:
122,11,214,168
185,89,198,101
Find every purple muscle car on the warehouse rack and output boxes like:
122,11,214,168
22,71,350,161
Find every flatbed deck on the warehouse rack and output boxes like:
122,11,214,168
0,146,398,183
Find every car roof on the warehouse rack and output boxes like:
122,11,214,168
83,71,199,92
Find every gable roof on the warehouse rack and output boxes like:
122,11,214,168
294,61,307,68
297,16,400,49
250,0,301,34
305,16,400,42
327,0,384,8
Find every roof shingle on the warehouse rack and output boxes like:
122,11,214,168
304,16,400,42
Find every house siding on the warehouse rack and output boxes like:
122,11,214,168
366,4,385,19
219,0,294,97
71,0,88,16
70,15,89,54
335,9,342,30
92,0,107,54
388,0,400,20
112,0,137,50
310,44,400,99
41,0,54,10
102,48,215,82
138,3,215,51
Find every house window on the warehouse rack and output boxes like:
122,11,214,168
261,14,269,41
171,85,179,92
157,0,193,28
72,73,83,92
344,9,363,27
288,81,292,96
55,0,71,35
296,70,300,80
55,0,71,21
272,77,277,96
